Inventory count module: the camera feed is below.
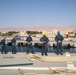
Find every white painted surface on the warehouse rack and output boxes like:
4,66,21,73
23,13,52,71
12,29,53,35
66,52,74,68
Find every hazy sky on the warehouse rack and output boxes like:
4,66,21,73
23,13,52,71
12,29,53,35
0,0,76,28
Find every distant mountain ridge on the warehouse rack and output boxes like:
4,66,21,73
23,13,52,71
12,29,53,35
0,26,76,32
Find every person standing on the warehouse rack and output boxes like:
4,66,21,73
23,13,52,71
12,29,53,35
11,37,17,54
40,33,49,56
55,31,64,55
1,37,7,54
26,34,35,54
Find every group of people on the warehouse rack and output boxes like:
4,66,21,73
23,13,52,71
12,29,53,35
40,31,64,56
0,37,17,54
0,31,64,56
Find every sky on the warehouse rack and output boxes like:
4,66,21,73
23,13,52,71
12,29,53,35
0,0,76,28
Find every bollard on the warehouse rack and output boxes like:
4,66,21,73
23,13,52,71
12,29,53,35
7,42,12,46
34,43,38,47
68,44,70,49
38,43,42,48
53,43,56,48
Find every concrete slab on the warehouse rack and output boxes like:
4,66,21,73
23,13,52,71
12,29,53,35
0,52,76,75
26,54,76,62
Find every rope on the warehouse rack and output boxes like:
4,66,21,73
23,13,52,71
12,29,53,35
55,68,76,75
18,68,24,75
18,68,38,75
27,54,55,74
